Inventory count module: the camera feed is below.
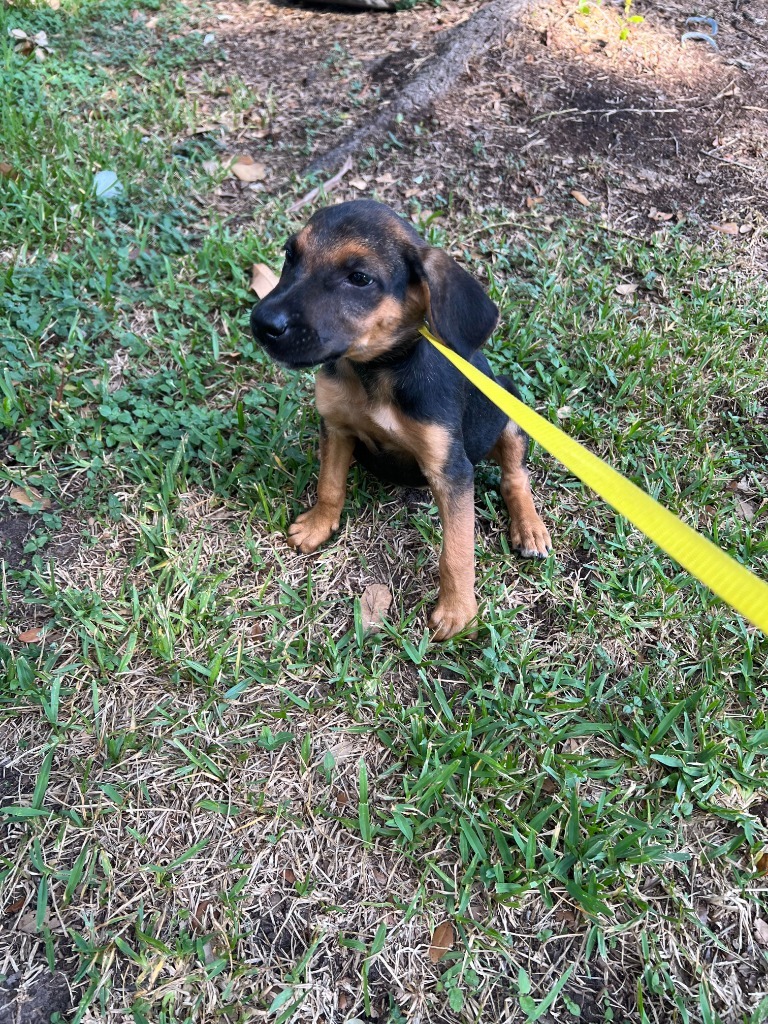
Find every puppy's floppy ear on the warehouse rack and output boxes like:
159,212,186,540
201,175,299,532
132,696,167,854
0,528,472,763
414,247,498,358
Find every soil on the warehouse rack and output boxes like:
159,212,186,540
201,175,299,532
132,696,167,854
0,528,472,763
0,971,74,1024
185,0,768,243
0,514,34,571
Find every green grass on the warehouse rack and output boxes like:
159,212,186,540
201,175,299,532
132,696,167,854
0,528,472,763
1,1,767,1022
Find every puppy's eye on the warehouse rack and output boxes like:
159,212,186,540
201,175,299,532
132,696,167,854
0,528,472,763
284,243,297,265
348,271,373,287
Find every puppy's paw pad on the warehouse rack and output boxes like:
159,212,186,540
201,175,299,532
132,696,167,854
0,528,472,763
511,518,552,559
429,601,479,641
287,508,338,553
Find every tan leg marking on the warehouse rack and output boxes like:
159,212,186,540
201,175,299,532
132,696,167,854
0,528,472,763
490,423,552,558
287,428,354,553
428,483,478,640
407,425,478,640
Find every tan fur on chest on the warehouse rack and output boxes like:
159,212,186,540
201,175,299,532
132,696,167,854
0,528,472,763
315,368,401,450
315,366,449,478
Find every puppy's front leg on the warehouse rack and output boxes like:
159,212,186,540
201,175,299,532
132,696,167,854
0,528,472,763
427,467,478,641
287,423,354,553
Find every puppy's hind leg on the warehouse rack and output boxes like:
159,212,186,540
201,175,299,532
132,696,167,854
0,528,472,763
490,417,552,559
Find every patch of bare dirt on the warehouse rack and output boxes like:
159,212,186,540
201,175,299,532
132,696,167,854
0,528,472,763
184,0,767,249
0,970,75,1024
0,514,33,571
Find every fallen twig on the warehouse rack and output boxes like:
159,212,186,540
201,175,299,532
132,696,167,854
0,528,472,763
288,156,354,214
531,107,679,122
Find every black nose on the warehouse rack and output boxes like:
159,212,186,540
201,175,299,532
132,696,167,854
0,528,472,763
251,304,289,342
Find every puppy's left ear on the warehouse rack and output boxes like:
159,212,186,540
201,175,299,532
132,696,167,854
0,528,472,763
415,247,498,358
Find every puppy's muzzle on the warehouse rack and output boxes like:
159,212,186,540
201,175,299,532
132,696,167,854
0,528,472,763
251,302,336,368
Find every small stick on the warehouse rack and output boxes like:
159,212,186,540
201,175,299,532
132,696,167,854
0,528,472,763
288,156,354,215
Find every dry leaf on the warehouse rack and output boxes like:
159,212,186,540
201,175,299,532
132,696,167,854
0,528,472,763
411,209,434,224
348,177,368,191
190,899,211,932
736,498,756,521
739,224,753,234
250,264,279,299
16,911,39,934
231,157,267,183
726,476,751,494
192,122,224,135
332,787,349,807
754,849,768,876
17,909,60,933
375,172,394,184
649,207,674,222
526,196,544,209
283,868,296,883
12,29,53,56
338,992,350,1012
755,918,768,946
4,897,25,916
18,627,41,643
556,406,572,420
428,920,455,963
711,222,739,235
615,283,638,296
360,584,392,631
554,902,579,928
570,190,591,207
0,162,16,178
9,485,51,510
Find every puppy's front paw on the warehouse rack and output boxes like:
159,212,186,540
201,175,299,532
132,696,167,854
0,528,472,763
287,504,340,554
511,515,552,560
429,597,479,641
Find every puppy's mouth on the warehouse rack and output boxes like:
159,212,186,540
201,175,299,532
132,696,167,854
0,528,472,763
276,353,344,370
267,343,350,370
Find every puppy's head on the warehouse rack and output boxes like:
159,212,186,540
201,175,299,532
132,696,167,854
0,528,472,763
251,199,497,368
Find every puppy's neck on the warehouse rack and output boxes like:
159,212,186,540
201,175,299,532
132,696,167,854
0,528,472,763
337,324,425,375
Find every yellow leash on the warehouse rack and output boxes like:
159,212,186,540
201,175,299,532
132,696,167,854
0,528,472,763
419,326,768,633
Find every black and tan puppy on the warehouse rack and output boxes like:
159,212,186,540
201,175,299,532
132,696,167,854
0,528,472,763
251,200,551,639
